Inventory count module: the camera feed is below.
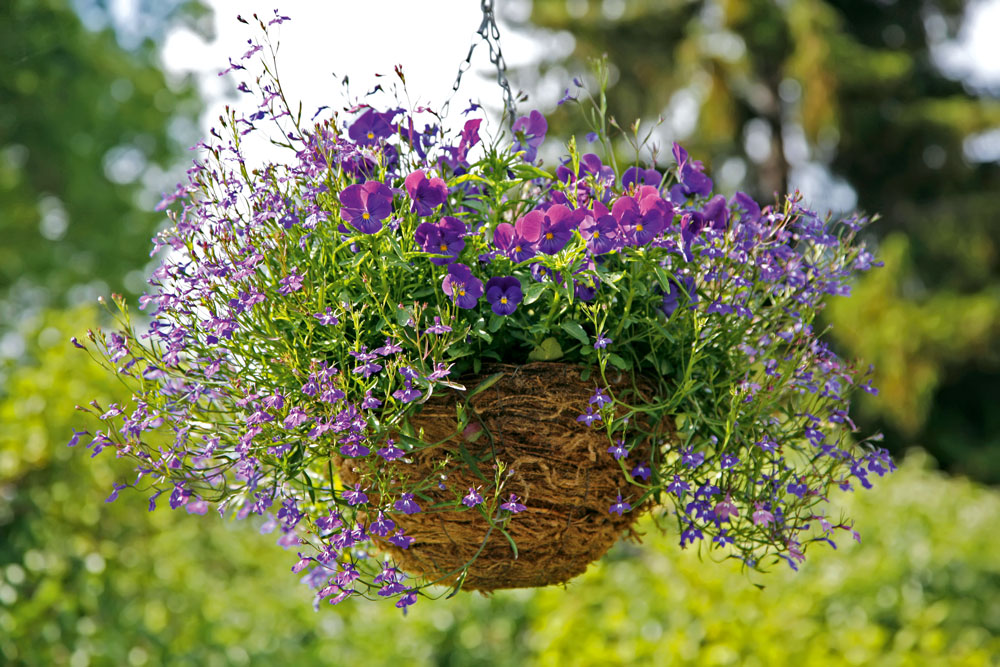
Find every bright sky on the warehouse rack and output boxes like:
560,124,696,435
161,1,544,142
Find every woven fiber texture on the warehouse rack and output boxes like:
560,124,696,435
338,362,660,592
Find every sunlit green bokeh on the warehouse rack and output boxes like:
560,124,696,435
2,307,998,666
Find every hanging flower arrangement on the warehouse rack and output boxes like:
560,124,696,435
72,13,892,609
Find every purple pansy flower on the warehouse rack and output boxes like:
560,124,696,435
534,205,585,255
669,142,713,203
348,108,394,145
579,203,619,255
415,216,466,265
512,110,547,162
493,215,540,263
485,276,523,316
622,166,662,190
339,180,393,234
404,170,448,216
442,263,484,309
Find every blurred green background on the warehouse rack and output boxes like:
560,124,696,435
2,0,999,664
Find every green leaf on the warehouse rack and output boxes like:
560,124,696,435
523,283,546,305
468,371,505,399
560,321,589,345
528,337,563,361
608,353,631,370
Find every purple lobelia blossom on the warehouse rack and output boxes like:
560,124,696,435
500,494,526,513
609,494,631,515
415,216,466,265
512,110,547,162
442,263,483,309
485,276,523,316
394,493,421,515
462,487,484,507
404,169,448,216
339,180,393,234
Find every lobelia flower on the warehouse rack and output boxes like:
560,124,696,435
714,494,739,522
609,494,631,515
403,169,448,216
462,487,484,507
394,493,421,515
485,276,523,316
442,263,484,309
339,180,394,234
512,109,547,162
500,494,526,513
593,333,612,350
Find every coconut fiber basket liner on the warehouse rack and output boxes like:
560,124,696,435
337,362,664,592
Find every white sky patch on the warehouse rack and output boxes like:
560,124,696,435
935,0,1000,88
161,1,544,145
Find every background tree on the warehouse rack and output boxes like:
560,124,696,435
512,0,1000,482
0,0,206,312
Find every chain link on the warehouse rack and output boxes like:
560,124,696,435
442,0,517,122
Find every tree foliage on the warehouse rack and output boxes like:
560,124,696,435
514,0,1000,481
0,0,204,304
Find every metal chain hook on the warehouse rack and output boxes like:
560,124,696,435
442,0,517,123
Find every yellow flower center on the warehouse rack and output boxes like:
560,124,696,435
440,244,448,252
514,245,522,252
593,230,600,238
362,212,370,220
458,287,466,296
367,131,374,140
545,232,553,240
636,223,643,232
500,296,508,304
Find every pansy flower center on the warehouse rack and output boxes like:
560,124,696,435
500,296,508,304
366,131,374,140
514,245,522,252
440,244,448,252
636,223,643,232
545,232,553,240
593,230,600,238
362,212,371,220
457,287,466,296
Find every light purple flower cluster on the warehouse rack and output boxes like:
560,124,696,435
73,16,891,609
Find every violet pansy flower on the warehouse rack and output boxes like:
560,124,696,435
485,276,523,316
339,180,393,234
404,169,448,216
512,110,547,162
442,263,484,309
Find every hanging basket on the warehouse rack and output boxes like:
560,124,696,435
337,362,664,592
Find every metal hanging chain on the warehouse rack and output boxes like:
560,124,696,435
442,0,517,122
